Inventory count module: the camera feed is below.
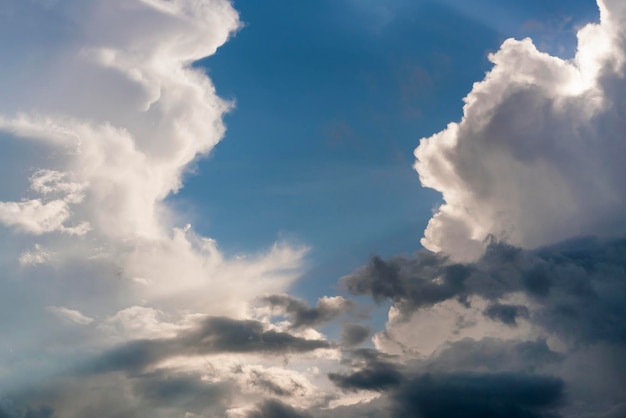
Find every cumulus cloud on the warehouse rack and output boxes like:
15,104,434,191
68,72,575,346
328,1,626,416
0,1,320,416
337,223,626,416
415,0,626,261
0,0,306,331
324,342,566,418
0,0,304,318
3,0,626,416
345,237,626,350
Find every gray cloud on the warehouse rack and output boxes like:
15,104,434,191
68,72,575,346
248,399,312,418
328,349,404,392
86,316,331,374
425,338,564,374
248,370,306,398
393,373,564,418
131,371,229,411
0,404,54,418
484,303,530,326
262,294,354,329
326,344,565,417
0,371,234,418
342,252,471,316
340,324,371,347
343,237,626,346
335,236,626,416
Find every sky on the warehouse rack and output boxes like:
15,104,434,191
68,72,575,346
1,0,625,417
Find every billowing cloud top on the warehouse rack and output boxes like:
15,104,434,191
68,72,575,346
415,0,626,261
0,0,239,240
0,0,307,316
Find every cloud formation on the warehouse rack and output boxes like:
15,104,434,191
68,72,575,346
262,294,354,329
415,0,626,261
87,316,332,375
2,0,626,417
329,1,626,416
0,1,317,416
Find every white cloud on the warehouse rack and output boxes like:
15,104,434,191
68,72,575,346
48,306,94,325
415,0,626,261
373,295,537,358
0,0,307,316
0,1,318,413
98,306,182,340
18,244,53,266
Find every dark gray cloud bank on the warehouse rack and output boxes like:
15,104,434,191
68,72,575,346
332,237,626,417
344,237,626,345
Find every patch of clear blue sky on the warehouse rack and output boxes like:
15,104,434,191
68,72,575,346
170,0,598,300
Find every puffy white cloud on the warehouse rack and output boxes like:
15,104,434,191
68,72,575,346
415,0,626,261
0,0,309,316
0,1,324,415
373,295,536,358
0,167,89,235
18,244,53,266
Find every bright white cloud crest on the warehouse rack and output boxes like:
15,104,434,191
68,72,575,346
415,0,626,261
0,2,317,414
0,0,306,314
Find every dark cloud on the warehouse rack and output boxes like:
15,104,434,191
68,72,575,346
343,237,626,344
182,316,332,354
0,405,54,418
248,370,305,397
342,252,471,316
328,349,404,392
601,403,626,418
132,371,228,410
393,373,564,418
86,316,331,374
0,371,234,418
340,324,371,347
484,303,530,326
262,294,354,329
425,338,564,374
327,346,565,417
248,399,312,418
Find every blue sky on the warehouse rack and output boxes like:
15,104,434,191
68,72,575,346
173,0,598,298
